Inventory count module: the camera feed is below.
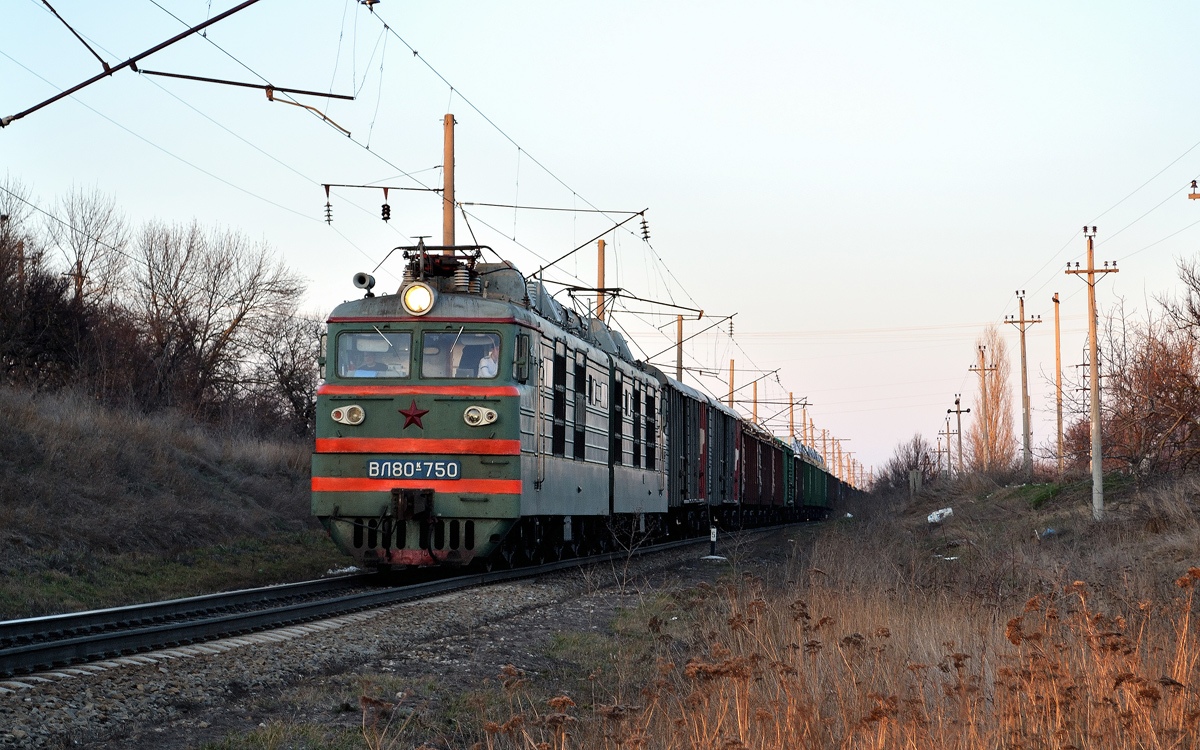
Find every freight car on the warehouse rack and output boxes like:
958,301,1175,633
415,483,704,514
311,243,841,569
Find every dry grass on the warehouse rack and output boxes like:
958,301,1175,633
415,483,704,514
364,477,1200,749
0,385,340,617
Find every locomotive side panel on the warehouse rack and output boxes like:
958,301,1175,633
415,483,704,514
612,360,666,515
519,329,611,517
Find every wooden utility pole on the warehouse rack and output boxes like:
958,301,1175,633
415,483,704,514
442,114,455,251
822,429,828,467
675,315,683,381
727,360,734,409
596,239,606,321
948,394,970,475
809,417,816,449
1053,292,1064,475
969,347,997,471
800,403,808,447
1005,291,1041,482
1066,226,1118,521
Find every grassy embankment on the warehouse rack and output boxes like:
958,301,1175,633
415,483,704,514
0,387,345,619
218,472,1200,749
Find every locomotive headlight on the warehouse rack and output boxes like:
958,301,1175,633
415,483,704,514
331,404,366,425
401,282,436,316
463,406,498,426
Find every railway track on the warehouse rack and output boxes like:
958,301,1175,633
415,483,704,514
0,536,706,678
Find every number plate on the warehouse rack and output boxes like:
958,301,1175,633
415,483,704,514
365,459,461,480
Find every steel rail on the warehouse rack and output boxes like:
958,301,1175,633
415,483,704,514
0,574,374,649
0,534,714,677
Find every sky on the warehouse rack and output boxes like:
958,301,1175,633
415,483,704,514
5,1,1200,477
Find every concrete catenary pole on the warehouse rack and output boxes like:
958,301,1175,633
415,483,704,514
969,346,994,471
1054,292,1064,475
1066,227,1118,520
949,394,970,475
1005,291,1041,482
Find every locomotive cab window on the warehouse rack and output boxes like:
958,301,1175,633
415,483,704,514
337,331,411,378
420,331,502,379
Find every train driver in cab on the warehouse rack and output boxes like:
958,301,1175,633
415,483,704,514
477,341,499,378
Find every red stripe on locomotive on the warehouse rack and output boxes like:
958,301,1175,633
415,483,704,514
311,477,522,493
317,384,521,397
315,438,520,455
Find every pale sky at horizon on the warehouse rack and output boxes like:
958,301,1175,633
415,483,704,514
4,1,1200,474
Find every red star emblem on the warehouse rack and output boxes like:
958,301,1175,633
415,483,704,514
399,399,429,429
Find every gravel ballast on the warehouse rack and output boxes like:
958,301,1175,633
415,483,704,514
0,530,798,749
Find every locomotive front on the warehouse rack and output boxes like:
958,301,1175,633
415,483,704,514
311,245,528,568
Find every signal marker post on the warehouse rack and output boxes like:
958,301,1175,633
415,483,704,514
703,525,725,561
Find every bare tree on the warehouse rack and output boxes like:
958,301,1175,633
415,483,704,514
46,186,128,305
131,220,305,412
1057,283,1200,478
250,313,323,436
1169,256,1200,331
878,433,938,489
0,177,81,387
967,325,1017,474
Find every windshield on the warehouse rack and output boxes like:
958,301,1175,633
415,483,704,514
420,331,501,379
336,331,412,378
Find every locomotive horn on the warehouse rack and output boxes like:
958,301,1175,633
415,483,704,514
353,272,376,291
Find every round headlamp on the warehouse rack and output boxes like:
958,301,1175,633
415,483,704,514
463,406,498,426
331,404,365,425
401,282,436,316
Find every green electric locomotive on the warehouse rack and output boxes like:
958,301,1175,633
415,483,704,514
312,242,838,570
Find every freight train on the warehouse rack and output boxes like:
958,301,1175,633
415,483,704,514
311,242,846,569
